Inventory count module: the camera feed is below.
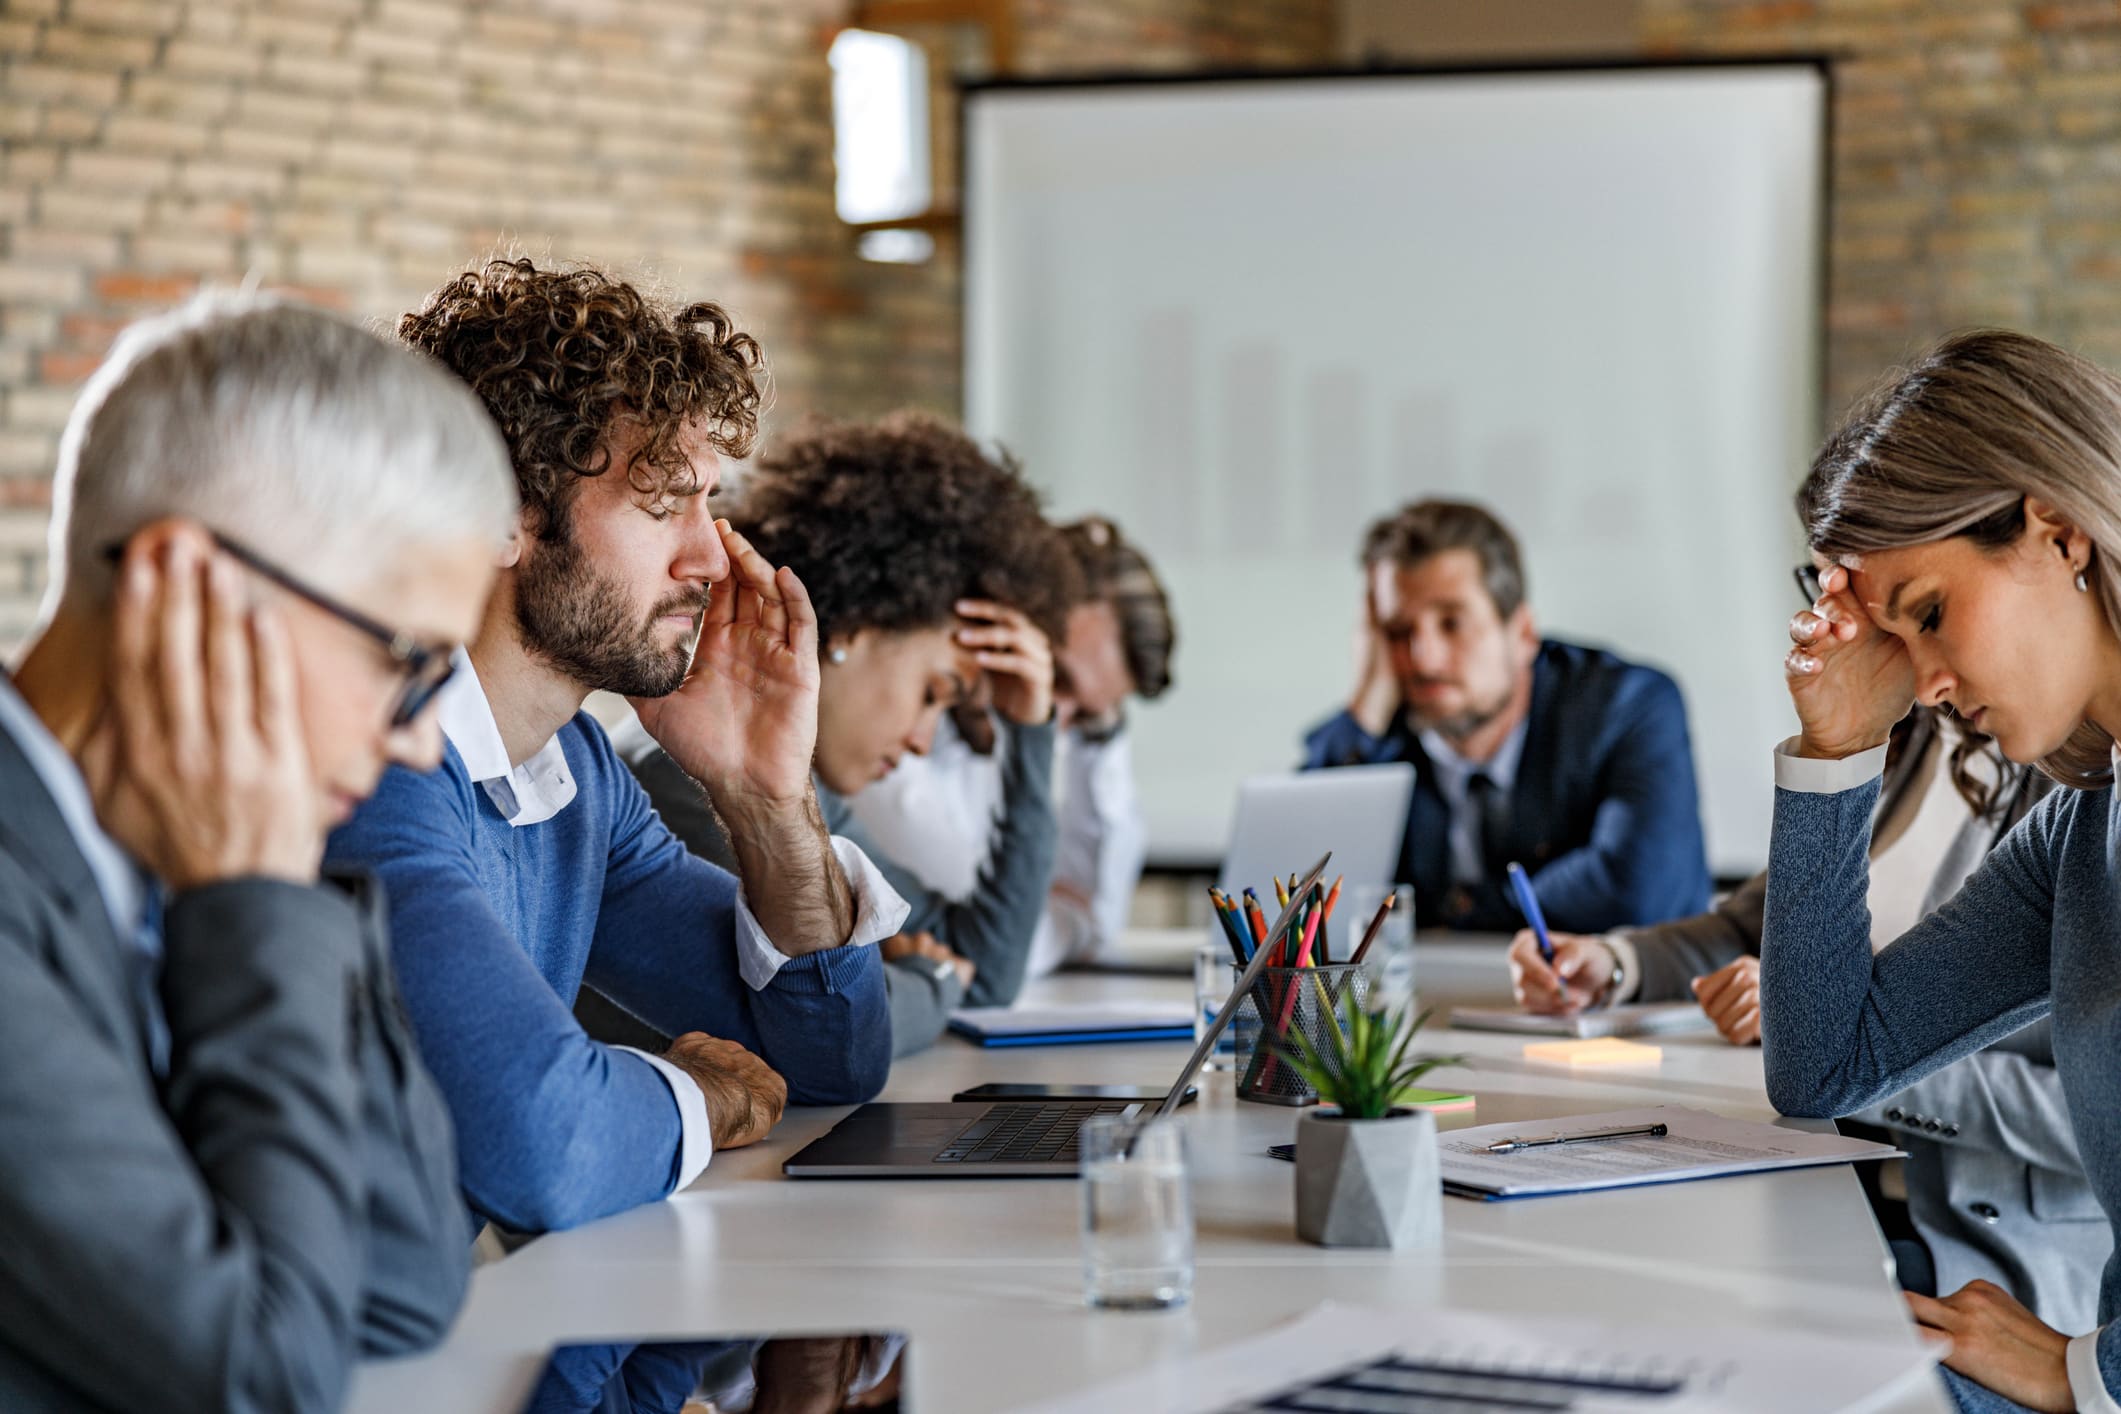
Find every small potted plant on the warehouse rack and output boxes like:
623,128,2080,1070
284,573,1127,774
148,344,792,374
1278,991,1462,1249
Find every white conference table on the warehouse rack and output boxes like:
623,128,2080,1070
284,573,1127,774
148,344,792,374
348,933,1949,1413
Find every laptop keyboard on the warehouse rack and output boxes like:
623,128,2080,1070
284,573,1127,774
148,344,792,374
932,1102,1134,1164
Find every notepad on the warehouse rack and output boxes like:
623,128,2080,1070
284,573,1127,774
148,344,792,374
1449,1000,1717,1038
1522,1036,1663,1067
1436,1104,1900,1201
947,1002,1195,1047
1010,1303,1938,1413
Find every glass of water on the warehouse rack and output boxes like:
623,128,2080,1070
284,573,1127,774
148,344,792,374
1344,883,1416,1010
1193,941,1237,1070
1079,1113,1193,1310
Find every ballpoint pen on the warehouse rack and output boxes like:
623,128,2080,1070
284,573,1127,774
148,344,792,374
1506,861,1555,968
1483,1122,1669,1154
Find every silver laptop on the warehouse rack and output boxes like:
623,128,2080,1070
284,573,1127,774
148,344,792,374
1217,764,1414,906
783,855,1331,1179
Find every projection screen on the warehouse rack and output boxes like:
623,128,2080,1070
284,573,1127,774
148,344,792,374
963,64,1827,875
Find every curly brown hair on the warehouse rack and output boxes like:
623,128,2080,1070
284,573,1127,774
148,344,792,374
399,257,765,537
734,412,1075,647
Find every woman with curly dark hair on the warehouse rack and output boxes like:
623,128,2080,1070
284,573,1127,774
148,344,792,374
850,514,1177,978
620,412,1077,1055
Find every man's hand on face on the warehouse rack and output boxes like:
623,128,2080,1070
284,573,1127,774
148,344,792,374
83,528,325,891
630,520,821,819
1349,586,1402,738
662,1030,787,1150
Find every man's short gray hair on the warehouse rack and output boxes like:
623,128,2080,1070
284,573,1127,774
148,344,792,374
45,291,518,615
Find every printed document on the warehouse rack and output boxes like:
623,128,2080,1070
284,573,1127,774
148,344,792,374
1439,1104,1900,1199
1010,1303,1938,1413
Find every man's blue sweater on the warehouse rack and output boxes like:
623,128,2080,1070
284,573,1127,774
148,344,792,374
326,713,890,1234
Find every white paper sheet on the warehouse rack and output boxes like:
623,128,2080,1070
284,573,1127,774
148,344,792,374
1438,1104,1900,1199
1009,1303,1939,1414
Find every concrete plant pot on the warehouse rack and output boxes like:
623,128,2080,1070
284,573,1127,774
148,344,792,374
1294,1106,1442,1249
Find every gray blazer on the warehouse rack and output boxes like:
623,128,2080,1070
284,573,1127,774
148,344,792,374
613,718,1059,1058
1626,715,2106,1331
0,731,471,1413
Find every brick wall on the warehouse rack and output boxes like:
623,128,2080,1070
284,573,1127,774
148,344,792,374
1640,0,2121,423
0,0,1333,652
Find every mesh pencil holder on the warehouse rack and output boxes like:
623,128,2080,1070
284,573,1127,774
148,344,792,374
1231,963,1369,1107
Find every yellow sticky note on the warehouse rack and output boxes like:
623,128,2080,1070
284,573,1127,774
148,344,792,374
1523,1037,1664,1067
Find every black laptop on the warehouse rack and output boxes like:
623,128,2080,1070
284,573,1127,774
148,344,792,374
782,854,1329,1179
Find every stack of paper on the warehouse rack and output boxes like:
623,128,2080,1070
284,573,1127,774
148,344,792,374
1450,1001,1716,1038
1009,1303,1938,1413
1438,1104,1900,1201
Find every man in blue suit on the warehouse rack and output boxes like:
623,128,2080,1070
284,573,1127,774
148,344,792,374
1304,499,1709,934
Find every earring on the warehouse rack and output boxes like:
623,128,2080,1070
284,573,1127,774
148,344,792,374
827,647,848,664
2078,570,2092,593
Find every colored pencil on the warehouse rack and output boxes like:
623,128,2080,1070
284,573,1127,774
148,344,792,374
1207,888,1250,964
1273,875,1291,911
1320,875,1344,920
1243,888,1268,947
1294,895,1323,968
1348,891,1398,967
1261,902,1327,1091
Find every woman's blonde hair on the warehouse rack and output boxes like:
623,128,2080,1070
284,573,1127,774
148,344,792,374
1799,329,2121,788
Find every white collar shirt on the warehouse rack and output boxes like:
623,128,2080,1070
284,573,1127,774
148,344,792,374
1418,714,1530,888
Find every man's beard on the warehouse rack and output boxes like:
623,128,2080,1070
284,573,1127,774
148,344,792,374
1404,677,1513,744
514,529,705,698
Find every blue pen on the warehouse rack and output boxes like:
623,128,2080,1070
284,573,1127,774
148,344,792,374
1506,862,1555,968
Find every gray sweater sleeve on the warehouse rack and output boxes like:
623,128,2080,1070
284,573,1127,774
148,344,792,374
1760,775,2057,1119
883,954,966,1058
1621,871,1763,1001
622,721,1059,1013
887,717,1059,1008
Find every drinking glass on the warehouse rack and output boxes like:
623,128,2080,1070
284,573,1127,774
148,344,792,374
1079,1114,1193,1310
1193,941,1237,1071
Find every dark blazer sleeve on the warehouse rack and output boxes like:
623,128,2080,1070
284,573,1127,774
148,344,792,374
340,875,473,1353
1622,871,1764,1001
1300,708,1399,769
1527,669,1711,932
0,870,396,1414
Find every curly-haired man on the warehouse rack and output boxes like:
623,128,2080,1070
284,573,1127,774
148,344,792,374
326,259,905,1238
619,412,1077,1055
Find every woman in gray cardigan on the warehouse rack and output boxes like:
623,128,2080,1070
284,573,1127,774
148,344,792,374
1512,708,2108,1336
615,413,1076,1058
1766,330,2121,1413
